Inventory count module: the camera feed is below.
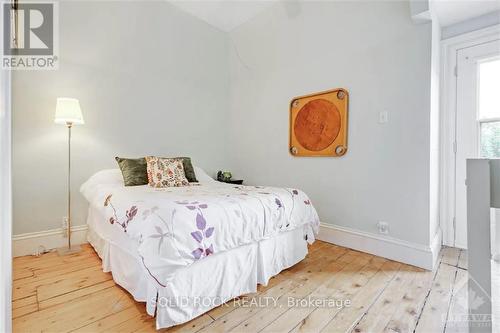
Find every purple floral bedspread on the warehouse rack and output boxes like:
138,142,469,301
101,184,319,287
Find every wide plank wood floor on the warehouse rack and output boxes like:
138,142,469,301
13,242,473,332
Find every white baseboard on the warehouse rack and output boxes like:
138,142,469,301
12,225,89,257
318,223,441,270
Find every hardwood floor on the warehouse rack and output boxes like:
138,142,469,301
12,242,471,332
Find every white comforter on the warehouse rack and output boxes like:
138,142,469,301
82,174,319,288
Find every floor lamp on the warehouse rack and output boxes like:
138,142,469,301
55,98,84,255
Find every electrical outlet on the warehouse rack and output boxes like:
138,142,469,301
378,111,388,124
377,221,389,235
61,217,69,238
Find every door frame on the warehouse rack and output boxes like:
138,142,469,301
440,24,500,248
0,2,12,329
0,68,12,333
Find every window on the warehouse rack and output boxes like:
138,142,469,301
478,58,500,158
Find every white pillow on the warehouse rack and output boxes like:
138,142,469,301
80,169,124,201
193,166,216,184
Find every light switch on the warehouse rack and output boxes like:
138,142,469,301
379,111,388,124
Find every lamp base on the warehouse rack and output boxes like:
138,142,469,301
57,244,82,256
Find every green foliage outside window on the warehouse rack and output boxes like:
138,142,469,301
481,121,500,158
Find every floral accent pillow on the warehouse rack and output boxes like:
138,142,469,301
145,156,190,188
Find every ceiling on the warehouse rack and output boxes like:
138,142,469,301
433,0,500,26
168,0,500,32
167,0,275,32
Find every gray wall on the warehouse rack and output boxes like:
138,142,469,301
227,1,433,246
12,1,231,234
13,0,435,248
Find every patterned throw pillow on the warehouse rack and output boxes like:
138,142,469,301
145,156,190,187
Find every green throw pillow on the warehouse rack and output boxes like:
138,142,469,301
115,157,148,186
115,156,198,185
175,157,198,183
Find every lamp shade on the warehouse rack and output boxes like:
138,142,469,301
54,98,84,125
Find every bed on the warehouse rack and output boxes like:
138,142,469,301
80,167,320,329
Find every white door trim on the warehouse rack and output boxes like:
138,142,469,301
0,60,12,332
440,25,500,247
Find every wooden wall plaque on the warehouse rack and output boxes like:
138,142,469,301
289,88,348,157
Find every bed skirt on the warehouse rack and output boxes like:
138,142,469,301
86,206,309,329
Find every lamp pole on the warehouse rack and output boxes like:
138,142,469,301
57,121,80,255
55,97,83,255
67,122,72,249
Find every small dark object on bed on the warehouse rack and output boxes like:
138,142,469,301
218,179,243,185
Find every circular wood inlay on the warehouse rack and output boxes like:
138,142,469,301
294,99,341,151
